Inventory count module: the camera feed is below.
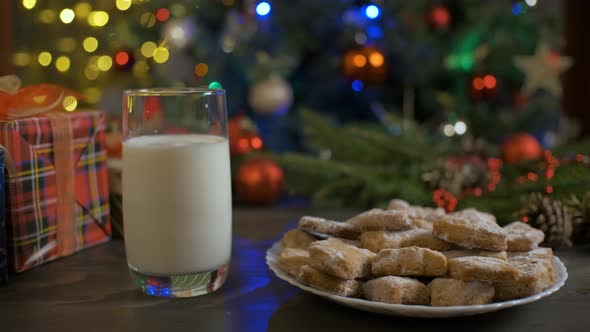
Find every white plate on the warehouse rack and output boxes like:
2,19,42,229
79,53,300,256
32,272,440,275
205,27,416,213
266,242,568,318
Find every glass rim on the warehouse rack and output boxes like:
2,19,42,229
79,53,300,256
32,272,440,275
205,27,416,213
123,87,226,96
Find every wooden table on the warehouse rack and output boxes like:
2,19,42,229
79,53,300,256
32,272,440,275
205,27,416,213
1,208,588,331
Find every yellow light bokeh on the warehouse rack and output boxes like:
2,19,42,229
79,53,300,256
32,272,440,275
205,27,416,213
38,52,52,66
22,0,36,10
84,88,102,104
369,52,384,67
60,8,75,24
13,52,32,66
153,47,170,64
116,0,132,11
97,55,113,71
194,63,208,77
74,3,92,18
140,41,157,57
133,60,150,78
55,56,71,72
170,4,186,17
39,10,56,24
222,0,235,6
88,11,109,27
353,54,367,67
84,64,100,80
57,38,76,52
140,12,157,28
62,96,78,112
83,37,99,52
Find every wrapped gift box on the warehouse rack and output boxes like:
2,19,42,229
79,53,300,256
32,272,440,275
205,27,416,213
0,150,7,283
0,111,111,272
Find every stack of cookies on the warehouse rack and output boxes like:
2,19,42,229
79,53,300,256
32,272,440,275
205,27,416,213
276,199,555,306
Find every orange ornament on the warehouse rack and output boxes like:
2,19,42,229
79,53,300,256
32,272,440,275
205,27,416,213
236,158,284,205
502,133,542,163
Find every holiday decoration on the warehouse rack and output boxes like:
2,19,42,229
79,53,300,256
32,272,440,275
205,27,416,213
427,5,451,29
0,79,111,272
248,76,293,116
0,150,6,284
236,158,284,205
568,193,590,244
161,18,197,49
228,114,263,156
470,74,498,101
422,156,489,196
114,50,134,71
518,193,572,248
105,132,123,158
501,133,543,163
514,43,573,97
343,47,387,84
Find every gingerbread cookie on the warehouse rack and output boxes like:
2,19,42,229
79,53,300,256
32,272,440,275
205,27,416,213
494,256,555,301
308,238,375,279
504,221,545,251
281,229,318,249
433,216,507,251
298,216,359,239
448,256,518,282
347,209,413,232
363,276,430,305
428,278,495,306
360,229,452,253
451,208,496,224
442,249,507,261
277,248,309,276
508,247,553,261
297,265,363,297
372,247,447,277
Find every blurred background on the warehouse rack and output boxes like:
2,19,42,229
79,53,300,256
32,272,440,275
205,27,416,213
2,1,590,238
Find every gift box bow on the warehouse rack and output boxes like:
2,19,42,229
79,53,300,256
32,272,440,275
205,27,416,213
0,76,108,268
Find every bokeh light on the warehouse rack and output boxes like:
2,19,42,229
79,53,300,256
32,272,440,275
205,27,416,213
22,0,36,10
352,80,364,92
116,0,132,11
472,77,484,91
443,124,455,137
84,64,100,80
88,11,109,27
256,2,271,16
140,12,157,28
97,55,113,71
156,8,170,22
55,56,71,72
483,74,497,89
83,37,99,52
454,121,467,135
353,54,367,67
38,52,52,66
74,3,92,18
62,96,78,111
115,51,130,66
525,0,537,6
153,47,170,63
369,51,384,67
60,8,75,24
194,63,209,77
39,10,56,24
13,52,32,66
365,5,380,19
57,38,76,52
141,41,157,57
84,88,102,104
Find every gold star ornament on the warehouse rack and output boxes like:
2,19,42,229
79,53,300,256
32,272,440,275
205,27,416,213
514,43,573,97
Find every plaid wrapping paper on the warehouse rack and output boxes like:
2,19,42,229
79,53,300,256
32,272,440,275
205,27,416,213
0,111,111,272
0,150,6,283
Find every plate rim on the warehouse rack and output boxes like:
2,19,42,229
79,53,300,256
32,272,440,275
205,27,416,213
266,241,568,316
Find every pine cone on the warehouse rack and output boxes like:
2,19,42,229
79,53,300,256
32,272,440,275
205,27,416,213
422,156,489,195
518,193,573,248
567,192,590,244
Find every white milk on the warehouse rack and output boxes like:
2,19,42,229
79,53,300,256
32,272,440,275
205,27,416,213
123,134,232,275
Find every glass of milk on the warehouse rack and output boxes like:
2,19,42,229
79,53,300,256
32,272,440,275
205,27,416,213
122,88,231,298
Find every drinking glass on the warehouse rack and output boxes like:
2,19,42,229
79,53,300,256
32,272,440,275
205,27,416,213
122,88,231,298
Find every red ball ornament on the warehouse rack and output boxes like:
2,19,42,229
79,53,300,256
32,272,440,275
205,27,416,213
502,133,543,163
143,96,163,120
236,158,284,205
428,6,451,29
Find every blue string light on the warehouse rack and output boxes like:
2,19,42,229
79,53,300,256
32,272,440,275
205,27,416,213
364,5,380,19
256,2,271,16
352,80,364,92
511,3,525,16
366,25,383,39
